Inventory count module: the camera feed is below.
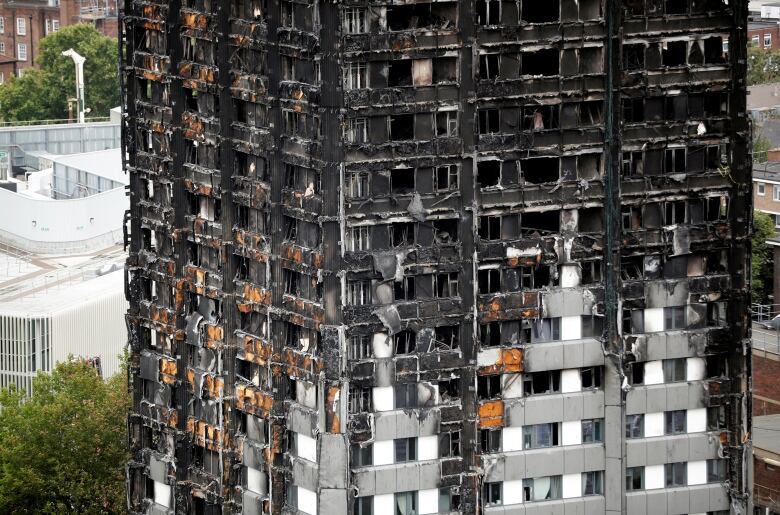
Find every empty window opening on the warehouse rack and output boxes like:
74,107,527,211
388,60,412,87
665,0,687,15
479,109,500,134
483,482,502,506
477,0,501,25
664,201,686,225
434,326,460,350
620,256,643,280
435,272,460,298
436,110,459,137
521,211,560,234
522,0,559,23
704,37,725,63
523,105,559,131
436,165,459,191
478,268,501,294
433,57,458,83
389,114,414,140
623,98,644,123
522,157,559,184
580,101,604,124
621,206,642,230
479,53,500,79
391,168,415,193
477,161,501,188
663,41,687,66
477,374,501,399
624,44,645,71
394,330,417,354
433,219,459,243
581,367,602,389
480,428,501,453
522,49,559,76
480,322,501,347
441,431,461,457
523,370,561,395
386,3,456,31
394,276,416,301
348,387,372,413
391,222,415,247
479,215,501,240
581,261,602,284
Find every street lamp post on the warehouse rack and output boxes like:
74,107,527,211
61,49,86,124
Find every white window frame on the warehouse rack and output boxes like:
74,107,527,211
343,62,367,90
773,185,780,201
752,35,760,47
16,17,26,36
766,33,773,48
775,214,780,230
0,42,5,54
345,117,367,144
17,43,27,62
0,18,5,34
343,8,367,34
758,182,766,195
347,171,370,198
347,280,372,306
0,72,4,85
45,19,51,35
52,19,60,32
346,226,370,252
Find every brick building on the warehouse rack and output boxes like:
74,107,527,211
0,0,117,77
753,415,780,514
749,21,780,50
123,0,752,514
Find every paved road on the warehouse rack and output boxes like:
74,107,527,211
753,323,780,355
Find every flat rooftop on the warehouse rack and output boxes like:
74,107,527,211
51,148,126,186
0,243,126,316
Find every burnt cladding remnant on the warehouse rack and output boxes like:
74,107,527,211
121,0,752,513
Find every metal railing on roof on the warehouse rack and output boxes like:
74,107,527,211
0,117,111,128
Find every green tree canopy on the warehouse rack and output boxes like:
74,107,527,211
748,46,780,85
752,211,776,304
0,24,119,122
0,358,129,514
754,129,773,164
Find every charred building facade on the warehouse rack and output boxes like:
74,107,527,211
122,0,752,514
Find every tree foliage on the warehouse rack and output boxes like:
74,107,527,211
0,358,129,514
0,24,119,122
753,211,776,304
748,46,780,85
754,129,774,164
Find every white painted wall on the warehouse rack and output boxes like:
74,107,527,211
372,333,392,358
644,361,664,385
645,412,664,438
503,479,524,505
0,185,126,254
561,369,581,393
562,420,582,445
418,435,438,461
561,315,582,341
154,480,171,507
373,386,394,411
502,373,523,398
418,489,438,514
687,408,707,433
645,464,664,490
687,357,706,381
562,473,582,498
374,493,394,515
373,440,394,466
560,264,580,288
298,486,317,515
688,460,707,486
246,467,266,494
644,308,664,332
502,426,524,451
297,433,317,463
477,347,500,367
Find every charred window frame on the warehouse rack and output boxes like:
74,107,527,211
483,481,502,506
621,150,644,176
478,268,501,294
347,280,372,306
479,215,502,240
346,171,370,198
350,334,372,360
581,261,603,284
479,53,500,79
344,117,367,144
523,370,561,396
346,226,370,252
435,110,459,137
435,164,459,191
580,367,603,389
390,222,416,247
623,43,645,71
440,431,461,457
480,321,501,347
521,0,560,23
389,114,415,140
433,325,460,350
479,428,501,453
434,272,459,298
394,276,416,301
477,374,501,400
390,168,415,194
394,330,416,354
523,104,559,131
343,7,367,34
478,108,500,134
350,443,372,467
348,386,372,413
280,0,294,27
477,0,501,25
343,61,367,89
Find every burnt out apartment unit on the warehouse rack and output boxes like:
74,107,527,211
122,0,752,514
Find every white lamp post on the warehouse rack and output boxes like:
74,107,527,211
61,49,86,124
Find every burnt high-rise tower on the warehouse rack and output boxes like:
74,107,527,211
122,0,752,513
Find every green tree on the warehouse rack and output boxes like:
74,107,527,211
753,211,776,304
0,24,119,122
748,46,780,85
0,358,129,514
754,129,773,164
